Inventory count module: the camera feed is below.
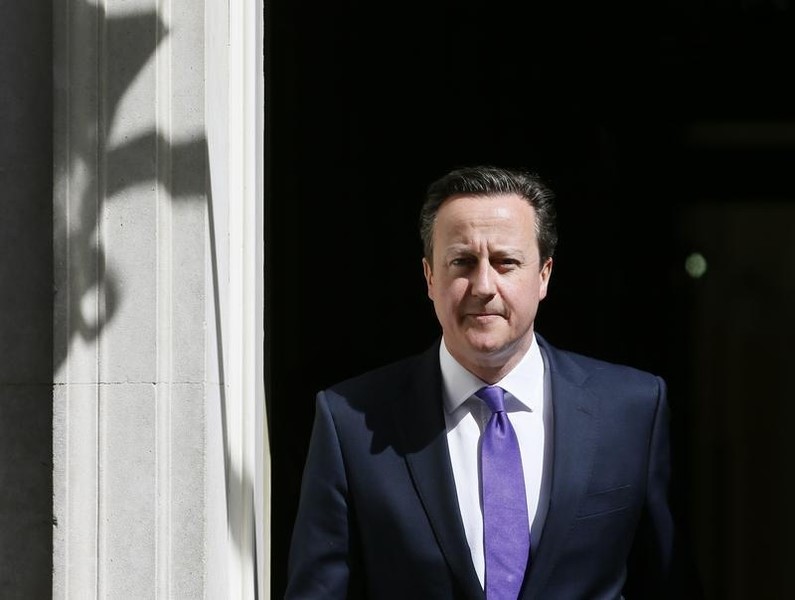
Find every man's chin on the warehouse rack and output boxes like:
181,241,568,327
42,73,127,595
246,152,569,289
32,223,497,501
464,338,510,361
460,333,534,366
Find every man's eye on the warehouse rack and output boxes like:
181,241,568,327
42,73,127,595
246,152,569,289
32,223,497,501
494,259,520,271
450,258,475,267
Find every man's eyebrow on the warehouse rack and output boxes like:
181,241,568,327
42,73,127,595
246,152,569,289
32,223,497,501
489,248,526,258
442,245,527,259
444,244,474,254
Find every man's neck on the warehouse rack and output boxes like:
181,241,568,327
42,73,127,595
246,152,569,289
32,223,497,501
444,335,535,384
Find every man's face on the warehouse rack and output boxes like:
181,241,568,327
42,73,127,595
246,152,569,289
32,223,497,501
422,193,552,380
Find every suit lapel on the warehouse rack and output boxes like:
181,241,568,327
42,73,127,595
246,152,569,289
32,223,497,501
394,343,484,600
521,340,600,599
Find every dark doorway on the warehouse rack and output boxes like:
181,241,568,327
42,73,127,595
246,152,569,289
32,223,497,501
266,2,795,598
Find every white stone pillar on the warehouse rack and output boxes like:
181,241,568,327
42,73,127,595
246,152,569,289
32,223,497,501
53,0,266,598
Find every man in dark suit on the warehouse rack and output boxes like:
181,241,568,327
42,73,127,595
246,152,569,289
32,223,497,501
286,166,699,599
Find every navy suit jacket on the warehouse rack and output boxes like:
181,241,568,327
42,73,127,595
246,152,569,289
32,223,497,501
286,335,698,599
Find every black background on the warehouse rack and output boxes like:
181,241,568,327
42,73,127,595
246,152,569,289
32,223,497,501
265,1,795,597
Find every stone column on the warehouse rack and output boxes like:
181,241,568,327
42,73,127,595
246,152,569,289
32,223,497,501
53,0,265,597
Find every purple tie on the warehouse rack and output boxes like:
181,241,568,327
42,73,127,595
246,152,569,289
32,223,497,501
477,385,530,600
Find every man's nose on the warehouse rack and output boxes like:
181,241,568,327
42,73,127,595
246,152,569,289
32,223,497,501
470,261,496,297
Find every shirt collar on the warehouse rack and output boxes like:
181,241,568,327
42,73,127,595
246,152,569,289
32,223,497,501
439,334,544,415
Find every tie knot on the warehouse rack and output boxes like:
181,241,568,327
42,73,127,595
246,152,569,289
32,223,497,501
475,385,506,413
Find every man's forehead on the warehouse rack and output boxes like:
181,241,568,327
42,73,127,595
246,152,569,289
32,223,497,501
439,191,529,207
441,241,529,256
434,196,536,233
435,193,535,222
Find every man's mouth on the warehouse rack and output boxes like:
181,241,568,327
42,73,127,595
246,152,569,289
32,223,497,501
466,312,502,321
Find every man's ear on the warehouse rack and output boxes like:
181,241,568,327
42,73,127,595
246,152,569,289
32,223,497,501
422,257,434,301
538,257,553,301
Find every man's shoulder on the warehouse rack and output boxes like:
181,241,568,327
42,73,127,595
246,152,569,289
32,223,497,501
322,340,440,403
329,354,423,392
538,334,664,391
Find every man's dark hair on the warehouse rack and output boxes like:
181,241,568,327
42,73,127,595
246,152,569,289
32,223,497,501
419,165,558,265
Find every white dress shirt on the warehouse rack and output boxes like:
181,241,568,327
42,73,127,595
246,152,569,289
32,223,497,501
440,334,553,588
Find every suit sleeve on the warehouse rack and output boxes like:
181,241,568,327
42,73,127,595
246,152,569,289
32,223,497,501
285,392,363,599
624,376,703,599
